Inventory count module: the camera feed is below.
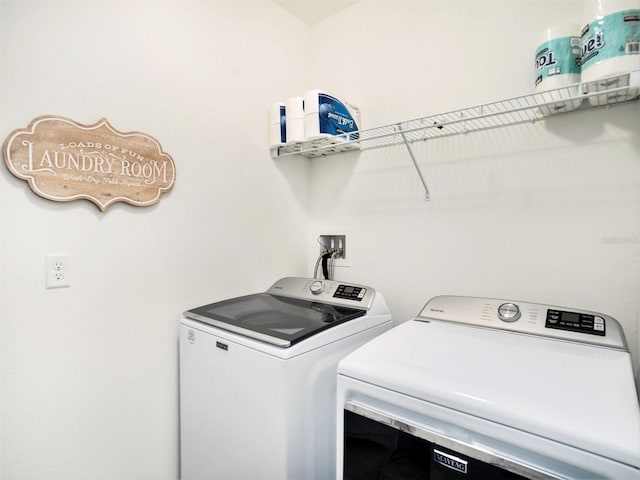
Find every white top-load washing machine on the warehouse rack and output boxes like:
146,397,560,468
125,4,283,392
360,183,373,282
179,276,392,480
337,295,640,480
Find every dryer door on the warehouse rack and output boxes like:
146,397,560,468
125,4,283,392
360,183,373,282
343,406,548,480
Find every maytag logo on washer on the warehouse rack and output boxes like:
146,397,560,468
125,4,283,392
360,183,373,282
187,330,196,344
433,448,468,474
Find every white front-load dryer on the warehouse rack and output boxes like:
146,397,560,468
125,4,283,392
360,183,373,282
179,277,392,480
337,295,640,479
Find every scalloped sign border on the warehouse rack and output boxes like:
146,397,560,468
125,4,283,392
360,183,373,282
3,116,176,211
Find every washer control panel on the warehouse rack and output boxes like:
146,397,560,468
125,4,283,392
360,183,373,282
267,277,375,310
333,284,367,301
418,295,627,350
546,309,605,336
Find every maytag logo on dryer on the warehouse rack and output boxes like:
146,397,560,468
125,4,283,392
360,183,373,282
430,307,444,313
433,449,468,474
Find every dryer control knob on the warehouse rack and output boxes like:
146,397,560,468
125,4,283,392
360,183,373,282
310,280,324,295
498,303,521,322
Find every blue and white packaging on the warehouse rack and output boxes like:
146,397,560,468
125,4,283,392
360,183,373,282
303,90,360,141
270,102,286,148
535,24,581,91
285,96,305,143
581,0,640,105
534,24,582,113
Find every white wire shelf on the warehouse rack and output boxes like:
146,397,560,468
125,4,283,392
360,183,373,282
271,69,640,160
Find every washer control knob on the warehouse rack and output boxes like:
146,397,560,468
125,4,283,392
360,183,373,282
498,303,521,322
310,280,324,295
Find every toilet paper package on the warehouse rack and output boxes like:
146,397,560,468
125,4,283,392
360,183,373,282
270,102,286,148
581,0,640,105
285,96,305,143
303,90,361,141
534,24,582,113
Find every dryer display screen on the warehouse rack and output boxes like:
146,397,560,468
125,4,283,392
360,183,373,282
545,309,606,336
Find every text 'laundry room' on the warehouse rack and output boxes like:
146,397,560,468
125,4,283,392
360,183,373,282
1,0,639,479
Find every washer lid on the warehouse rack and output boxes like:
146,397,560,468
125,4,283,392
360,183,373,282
338,317,640,469
184,292,366,347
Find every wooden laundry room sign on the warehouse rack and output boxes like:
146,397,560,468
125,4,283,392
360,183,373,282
3,115,176,211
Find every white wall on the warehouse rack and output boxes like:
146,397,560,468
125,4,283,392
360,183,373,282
0,1,310,479
306,0,640,379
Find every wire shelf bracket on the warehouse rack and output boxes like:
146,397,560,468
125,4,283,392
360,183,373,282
398,125,430,201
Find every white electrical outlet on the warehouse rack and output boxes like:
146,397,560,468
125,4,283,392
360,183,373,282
46,254,71,288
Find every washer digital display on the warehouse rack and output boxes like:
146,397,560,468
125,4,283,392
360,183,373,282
334,284,366,301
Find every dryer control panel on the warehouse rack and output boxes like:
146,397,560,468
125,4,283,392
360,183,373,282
418,295,627,350
546,309,605,336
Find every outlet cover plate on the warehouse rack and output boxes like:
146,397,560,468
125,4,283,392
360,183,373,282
46,254,71,288
319,235,346,259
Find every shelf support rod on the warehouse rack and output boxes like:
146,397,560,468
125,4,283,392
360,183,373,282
398,126,430,201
